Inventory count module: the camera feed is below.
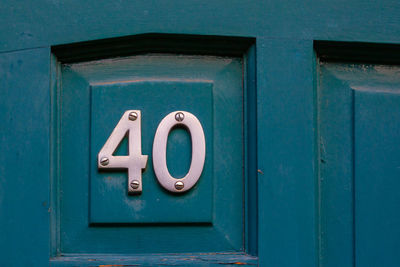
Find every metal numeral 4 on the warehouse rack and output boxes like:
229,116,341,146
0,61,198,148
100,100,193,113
98,110,148,195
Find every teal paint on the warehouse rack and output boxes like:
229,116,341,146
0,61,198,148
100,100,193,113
318,62,400,266
257,39,317,267
1,0,400,52
355,91,400,267
0,48,51,266
90,82,213,224
1,0,400,265
318,63,355,267
244,44,258,256
57,55,244,254
50,253,258,266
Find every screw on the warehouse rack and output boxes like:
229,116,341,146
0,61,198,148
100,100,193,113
130,180,140,189
175,181,184,190
129,111,138,121
175,112,184,122
100,157,109,166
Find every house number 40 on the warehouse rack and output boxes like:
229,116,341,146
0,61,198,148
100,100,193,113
98,110,206,195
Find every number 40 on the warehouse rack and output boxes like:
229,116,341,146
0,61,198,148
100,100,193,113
98,110,206,195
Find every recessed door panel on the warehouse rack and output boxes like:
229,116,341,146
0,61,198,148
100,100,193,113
90,81,213,223
59,54,244,254
318,62,400,266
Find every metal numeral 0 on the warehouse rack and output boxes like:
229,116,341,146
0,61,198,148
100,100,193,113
97,110,148,194
153,111,206,193
98,110,205,194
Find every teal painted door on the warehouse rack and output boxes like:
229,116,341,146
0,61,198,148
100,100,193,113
58,54,245,254
318,60,400,267
1,1,400,266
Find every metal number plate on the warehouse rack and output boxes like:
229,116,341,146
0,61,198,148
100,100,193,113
97,110,148,194
153,111,206,193
98,110,205,194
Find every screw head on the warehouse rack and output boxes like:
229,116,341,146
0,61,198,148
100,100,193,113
100,157,109,166
129,111,138,121
130,180,140,189
175,112,184,122
175,181,184,190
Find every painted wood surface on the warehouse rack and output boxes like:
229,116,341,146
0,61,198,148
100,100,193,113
318,62,400,267
57,55,244,254
257,39,317,267
51,253,258,266
1,0,400,266
1,0,400,52
0,48,51,265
